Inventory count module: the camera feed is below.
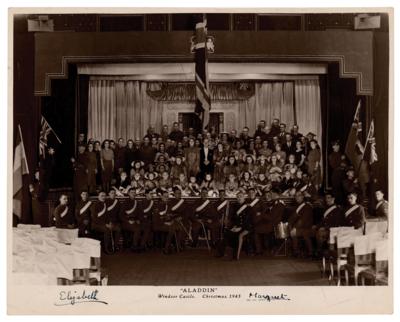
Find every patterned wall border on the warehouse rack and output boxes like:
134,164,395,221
34,53,371,96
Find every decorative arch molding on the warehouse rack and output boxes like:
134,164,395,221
34,30,373,96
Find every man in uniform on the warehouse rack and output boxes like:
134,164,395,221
168,187,191,247
343,192,365,229
245,187,262,254
288,191,314,257
153,190,180,254
215,189,229,241
119,189,142,251
54,194,75,229
139,190,155,250
75,190,92,237
328,140,347,203
217,191,250,260
315,191,344,257
254,191,285,255
91,191,115,254
71,144,88,199
374,189,388,220
191,188,220,249
106,189,122,250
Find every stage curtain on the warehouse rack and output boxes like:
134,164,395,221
88,80,117,142
294,79,322,145
88,80,164,141
238,82,294,134
88,79,320,144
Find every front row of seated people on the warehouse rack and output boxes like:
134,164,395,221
53,187,388,258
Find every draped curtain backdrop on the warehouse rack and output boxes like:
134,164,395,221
88,79,321,146
294,80,322,146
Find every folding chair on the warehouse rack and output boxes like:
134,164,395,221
343,235,375,285
359,238,389,285
324,227,353,283
334,228,363,286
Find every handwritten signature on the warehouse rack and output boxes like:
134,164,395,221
54,289,108,306
248,292,291,302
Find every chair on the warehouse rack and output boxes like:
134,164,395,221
334,228,363,286
359,238,389,285
323,227,353,282
343,235,373,285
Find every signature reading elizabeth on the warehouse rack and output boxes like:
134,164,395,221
54,289,108,306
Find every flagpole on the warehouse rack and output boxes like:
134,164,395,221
18,124,30,174
42,116,62,143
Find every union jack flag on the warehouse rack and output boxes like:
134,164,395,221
194,15,211,130
39,116,61,158
364,119,378,165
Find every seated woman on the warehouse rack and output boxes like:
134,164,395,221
187,175,201,196
112,171,131,196
254,172,271,196
254,155,269,176
241,154,256,175
225,173,239,198
170,155,187,181
239,171,255,191
267,155,283,175
284,154,298,173
272,143,286,166
223,155,240,178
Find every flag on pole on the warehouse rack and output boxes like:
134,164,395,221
345,100,364,173
13,125,29,219
363,120,378,165
39,116,61,158
194,15,211,130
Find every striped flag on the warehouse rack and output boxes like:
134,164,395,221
13,125,29,219
194,15,211,130
39,116,61,158
345,100,364,173
364,120,378,165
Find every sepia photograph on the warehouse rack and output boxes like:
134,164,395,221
7,5,393,315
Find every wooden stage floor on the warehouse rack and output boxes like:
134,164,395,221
102,249,330,286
